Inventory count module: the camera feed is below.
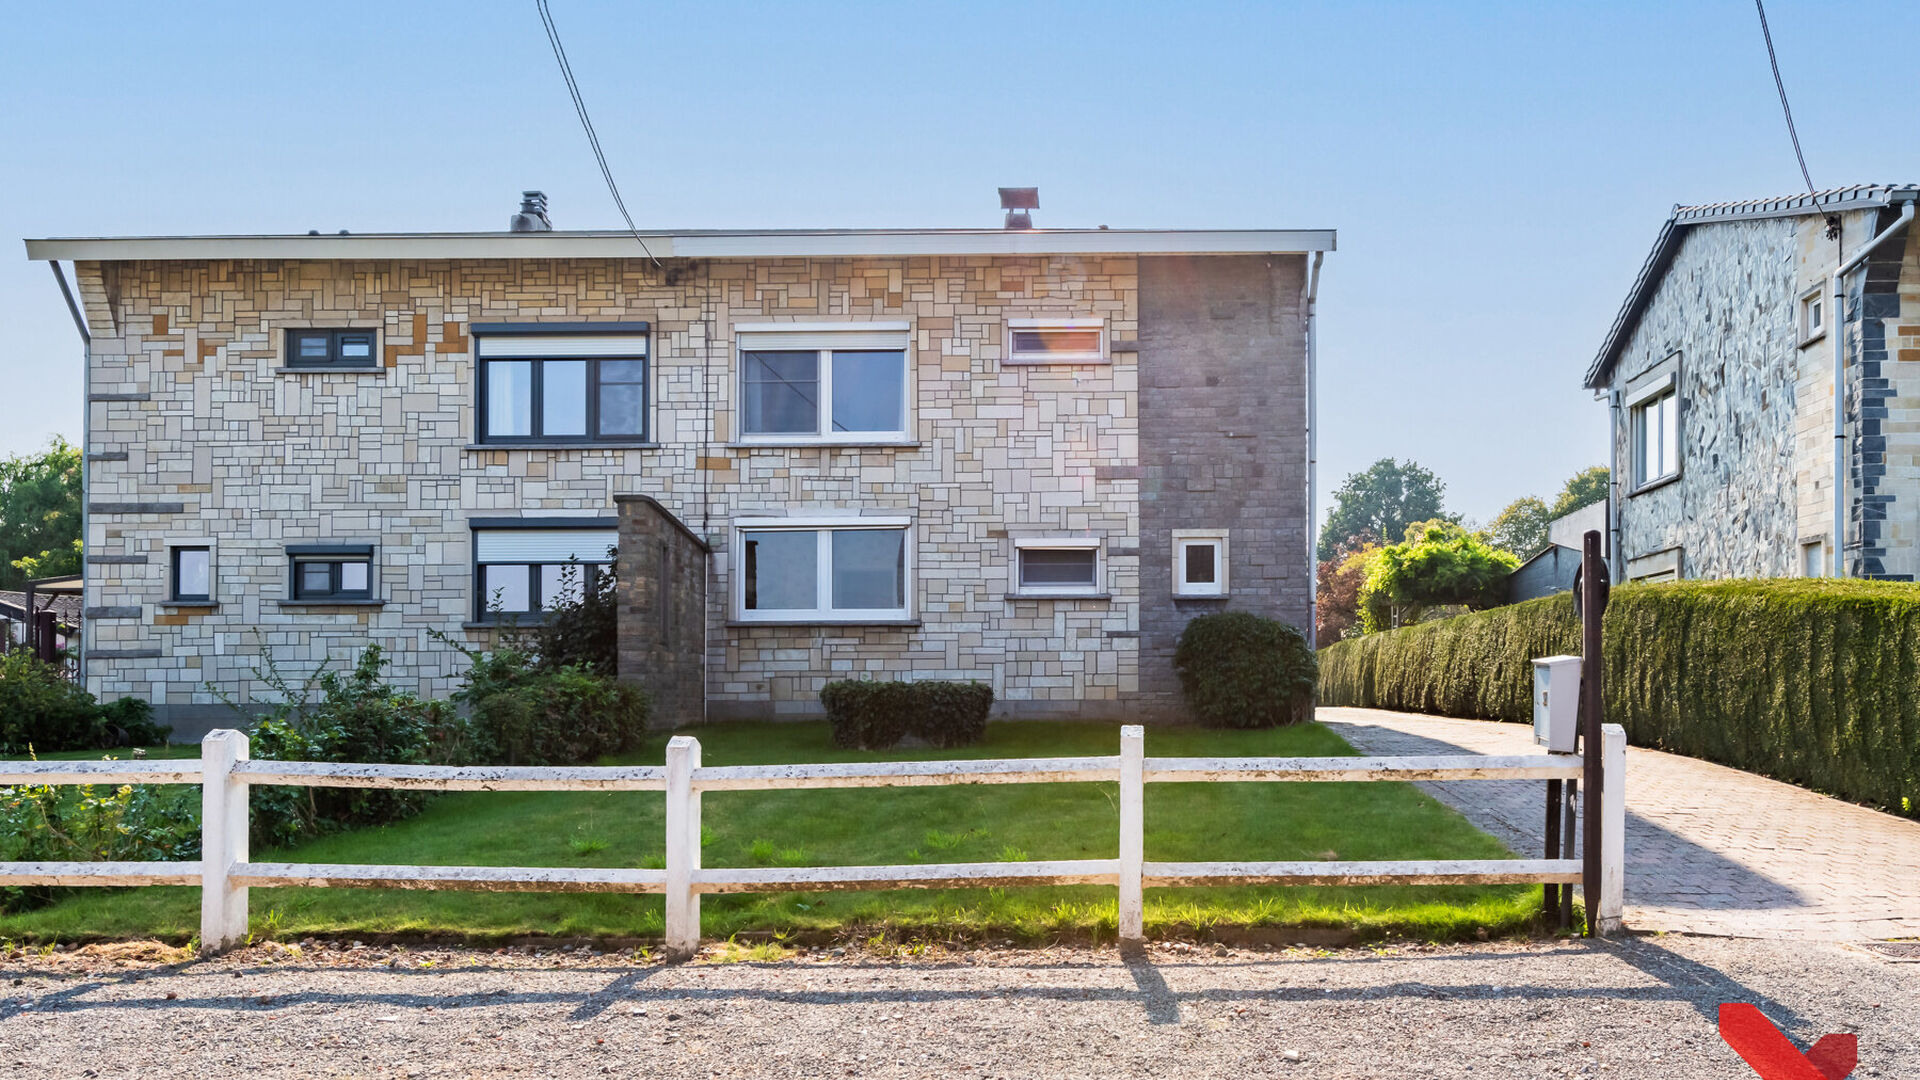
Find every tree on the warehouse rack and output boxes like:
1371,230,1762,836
1548,466,1609,520
1317,458,1454,561
0,438,83,591
1314,533,1379,644
1358,520,1519,632
1483,496,1552,559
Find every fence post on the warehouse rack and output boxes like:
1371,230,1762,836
664,734,702,960
1118,724,1145,945
1596,723,1626,935
199,729,250,953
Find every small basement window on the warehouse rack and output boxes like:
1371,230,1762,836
287,546,375,601
171,546,212,603
1012,538,1103,597
287,329,379,369
1172,530,1229,597
1006,319,1107,365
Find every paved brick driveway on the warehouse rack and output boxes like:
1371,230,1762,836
1319,707,1920,941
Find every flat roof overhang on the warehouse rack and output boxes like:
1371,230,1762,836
25,227,1335,263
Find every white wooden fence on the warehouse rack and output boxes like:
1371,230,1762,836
2,723,1627,955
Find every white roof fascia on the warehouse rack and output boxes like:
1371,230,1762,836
25,228,1336,263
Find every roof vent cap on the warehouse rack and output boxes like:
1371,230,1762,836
999,187,1038,229
510,191,553,232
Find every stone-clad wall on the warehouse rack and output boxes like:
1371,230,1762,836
1609,218,1804,579
76,254,1160,725
1136,255,1310,714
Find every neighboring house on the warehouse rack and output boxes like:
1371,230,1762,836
1506,500,1609,602
0,590,82,653
28,195,1333,738
1586,185,1920,583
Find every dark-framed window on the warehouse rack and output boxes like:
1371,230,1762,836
285,545,375,601
286,328,379,369
480,357,648,443
471,522,617,621
170,546,211,602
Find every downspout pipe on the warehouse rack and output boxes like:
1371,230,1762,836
1830,200,1915,577
1305,250,1323,647
49,261,91,682
1606,389,1622,581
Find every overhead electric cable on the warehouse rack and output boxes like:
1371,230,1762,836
536,0,661,266
1753,0,1815,194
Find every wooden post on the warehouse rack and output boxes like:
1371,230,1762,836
1579,530,1607,936
1597,724,1626,935
199,729,250,953
1118,725,1145,944
664,735,702,960
1559,779,1577,928
1543,777,1561,918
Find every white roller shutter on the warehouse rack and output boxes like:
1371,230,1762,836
476,335,648,359
474,529,617,563
735,324,909,351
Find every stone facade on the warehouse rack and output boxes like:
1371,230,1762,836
72,249,1311,733
1603,205,1920,583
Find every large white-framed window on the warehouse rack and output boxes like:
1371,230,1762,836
1010,537,1104,598
733,516,912,623
1628,376,1680,489
475,325,651,445
1172,529,1229,597
471,520,617,621
736,323,911,444
1005,318,1107,365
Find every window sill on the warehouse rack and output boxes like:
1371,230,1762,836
278,599,386,608
726,618,922,628
1172,592,1230,601
1004,592,1113,602
275,366,384,375
1628,473,1680,498
725,440,923,450
160,601,220,610
465,442,661,451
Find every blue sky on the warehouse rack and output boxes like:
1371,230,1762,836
5,0,1917,525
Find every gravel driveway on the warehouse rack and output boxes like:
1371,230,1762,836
3,935,1914,1078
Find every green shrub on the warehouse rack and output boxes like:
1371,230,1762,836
1173,612,1318,728
240,643,459,847
0,765,200,912
818,679,995,749
0,650,168,754
1318,592,1578,721
449,640,650,766
1358,520,1520,633
490,552,619,676
1318,579,1920,817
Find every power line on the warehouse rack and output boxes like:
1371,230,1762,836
1753,0,1814,194
535,0,660,266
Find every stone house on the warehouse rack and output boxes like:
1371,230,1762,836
28,200,1333,738
1585,185,1920,583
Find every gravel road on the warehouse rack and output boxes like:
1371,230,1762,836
2,935,1913,1078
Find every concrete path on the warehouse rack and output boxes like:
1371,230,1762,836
1319,707,1920,941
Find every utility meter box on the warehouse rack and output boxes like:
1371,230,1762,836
1531,655,1582,753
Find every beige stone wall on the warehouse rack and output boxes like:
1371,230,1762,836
78,255,1141,721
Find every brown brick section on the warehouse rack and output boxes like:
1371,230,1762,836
615,495,710,727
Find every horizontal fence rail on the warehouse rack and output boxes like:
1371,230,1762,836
0,724,1628,956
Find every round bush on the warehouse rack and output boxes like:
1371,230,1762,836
1173,611,1318,728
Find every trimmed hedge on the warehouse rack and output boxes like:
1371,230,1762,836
1319,579,1920,817
819,679,994,750
1174,611,1318,728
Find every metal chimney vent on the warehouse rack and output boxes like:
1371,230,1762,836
999,187,1038,229
510,191,553,232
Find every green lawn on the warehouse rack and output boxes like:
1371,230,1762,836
1,721,1546,945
